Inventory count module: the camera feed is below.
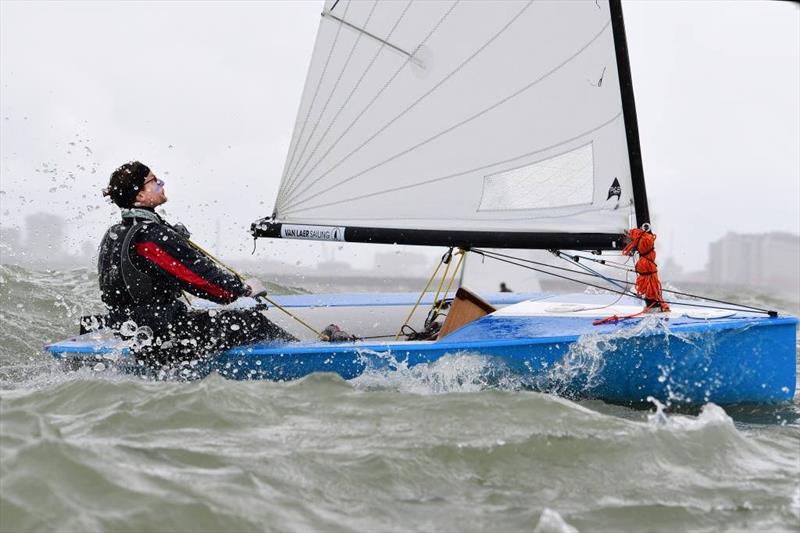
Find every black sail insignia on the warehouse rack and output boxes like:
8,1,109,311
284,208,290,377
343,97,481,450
607,177,622,201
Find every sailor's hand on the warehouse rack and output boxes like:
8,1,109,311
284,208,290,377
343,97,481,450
244,277,268,298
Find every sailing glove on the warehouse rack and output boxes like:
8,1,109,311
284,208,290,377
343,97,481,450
244,277,268,298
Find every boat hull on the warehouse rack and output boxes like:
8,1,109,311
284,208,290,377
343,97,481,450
45,293,798,405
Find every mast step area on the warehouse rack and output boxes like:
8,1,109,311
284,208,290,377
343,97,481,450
251,218,624,250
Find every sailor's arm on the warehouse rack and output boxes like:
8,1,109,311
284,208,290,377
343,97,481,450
132,225,249,304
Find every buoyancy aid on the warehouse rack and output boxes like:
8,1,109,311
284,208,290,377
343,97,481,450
98,209,249,335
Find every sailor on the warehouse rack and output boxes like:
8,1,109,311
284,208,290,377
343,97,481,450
98,161,294,368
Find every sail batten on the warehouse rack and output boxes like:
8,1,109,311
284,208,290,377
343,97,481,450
259,0,649,250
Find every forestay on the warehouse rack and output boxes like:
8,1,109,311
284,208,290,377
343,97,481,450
256,0,649,250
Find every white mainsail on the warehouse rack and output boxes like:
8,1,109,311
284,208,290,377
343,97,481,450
261,0,646,247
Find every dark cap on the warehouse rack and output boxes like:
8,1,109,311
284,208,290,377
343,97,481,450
104,161,150,208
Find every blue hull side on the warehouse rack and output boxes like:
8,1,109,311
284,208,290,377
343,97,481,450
204,317,797,404
45,292,798,405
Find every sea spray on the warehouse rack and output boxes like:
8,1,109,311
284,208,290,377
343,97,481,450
351,350,523,394
533,314,671,397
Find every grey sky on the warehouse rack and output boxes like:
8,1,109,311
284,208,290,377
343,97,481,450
1,0,798,272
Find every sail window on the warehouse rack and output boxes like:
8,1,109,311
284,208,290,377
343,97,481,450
478,143,594,211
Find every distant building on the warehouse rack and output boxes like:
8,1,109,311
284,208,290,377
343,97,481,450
707,232,800,293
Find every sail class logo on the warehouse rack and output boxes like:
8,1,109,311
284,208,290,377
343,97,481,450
607,177,622,201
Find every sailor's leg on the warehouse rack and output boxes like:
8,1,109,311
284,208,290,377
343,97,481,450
170,308,296,355
208,308,298,346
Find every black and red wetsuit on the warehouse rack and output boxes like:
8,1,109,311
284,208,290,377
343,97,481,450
98,208,293,365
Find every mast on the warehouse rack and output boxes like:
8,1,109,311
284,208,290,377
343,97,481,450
609,0,650,227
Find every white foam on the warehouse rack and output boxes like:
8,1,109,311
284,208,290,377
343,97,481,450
350,351,522,394
533,508,579,533
647,398,735,432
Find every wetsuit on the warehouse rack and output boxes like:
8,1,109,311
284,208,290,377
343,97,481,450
97,208,293,366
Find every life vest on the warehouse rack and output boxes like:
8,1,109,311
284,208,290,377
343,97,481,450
97,211,185,332
98,220,152,305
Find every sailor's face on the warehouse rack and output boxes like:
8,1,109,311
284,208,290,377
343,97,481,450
134,172,167,207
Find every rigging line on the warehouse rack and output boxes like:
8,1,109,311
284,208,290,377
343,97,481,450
395,250,447,340
278,1,352,200
473,248,633,287
555,250,629,293
278,0,461,210
281,111,621,216
474,250,640,298
279,1,413,204
475,251,777,316
478,248,778,315
562,251,634,270
435,249,465,317
281,1,380,193
577,267,632,313
282,15,612,214
651,286,776,314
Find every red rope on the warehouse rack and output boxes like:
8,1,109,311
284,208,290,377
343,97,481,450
592,302,657,325
594,227,669,325
623,228,670,312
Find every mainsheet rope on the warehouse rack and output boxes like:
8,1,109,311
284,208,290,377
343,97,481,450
185,239,325,338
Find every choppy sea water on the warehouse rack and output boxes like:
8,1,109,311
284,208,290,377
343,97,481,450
1,264,799,532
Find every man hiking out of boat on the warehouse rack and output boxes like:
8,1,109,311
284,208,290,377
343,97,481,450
98,161,295,369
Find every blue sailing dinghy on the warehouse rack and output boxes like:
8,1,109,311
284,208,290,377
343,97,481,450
46,291,797,404
46,0,798,404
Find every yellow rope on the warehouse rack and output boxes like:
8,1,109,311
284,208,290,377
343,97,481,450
185,238,324,338
255,294,325,338
394,248,468,341
434,249,466,317
432,253,454,305
394,257,445,340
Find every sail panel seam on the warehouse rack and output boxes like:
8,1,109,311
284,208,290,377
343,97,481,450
279,0,413,206
279,0,460,212
278,0,351,201
281,0,380,194
280,111,622,217
278,0,472,212
282,14,611,214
